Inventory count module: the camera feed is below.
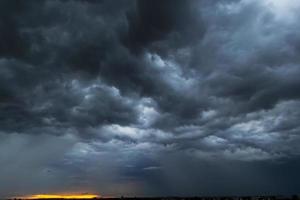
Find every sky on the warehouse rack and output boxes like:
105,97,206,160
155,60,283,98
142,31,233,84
1,0,300,197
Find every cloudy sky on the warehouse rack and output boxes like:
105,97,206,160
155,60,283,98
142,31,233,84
1,0,300,197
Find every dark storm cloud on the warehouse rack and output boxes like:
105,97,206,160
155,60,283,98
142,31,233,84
124,0,205,54
0,1,29,59
1,0,300,197
0,0,139,133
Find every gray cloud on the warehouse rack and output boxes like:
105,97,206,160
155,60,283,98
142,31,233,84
1,0,300,197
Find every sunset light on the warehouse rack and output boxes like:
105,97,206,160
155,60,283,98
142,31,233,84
20,194,100,199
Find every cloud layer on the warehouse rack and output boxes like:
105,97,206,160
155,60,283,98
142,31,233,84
1,0,300,197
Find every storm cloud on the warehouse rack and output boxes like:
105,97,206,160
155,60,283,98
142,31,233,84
1,0,300,197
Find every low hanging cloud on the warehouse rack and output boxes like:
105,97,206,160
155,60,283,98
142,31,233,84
1,0,300,197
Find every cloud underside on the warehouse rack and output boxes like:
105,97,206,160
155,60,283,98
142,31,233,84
1,0,300,196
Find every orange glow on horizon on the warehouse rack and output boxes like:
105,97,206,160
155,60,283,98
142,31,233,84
18,194,100,199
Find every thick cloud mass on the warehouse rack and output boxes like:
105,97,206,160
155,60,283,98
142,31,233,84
1,0,300,197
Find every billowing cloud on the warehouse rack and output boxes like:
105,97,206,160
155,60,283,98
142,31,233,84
1,0,300,197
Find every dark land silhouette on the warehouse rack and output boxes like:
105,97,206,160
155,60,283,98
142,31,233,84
9,195,300,200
